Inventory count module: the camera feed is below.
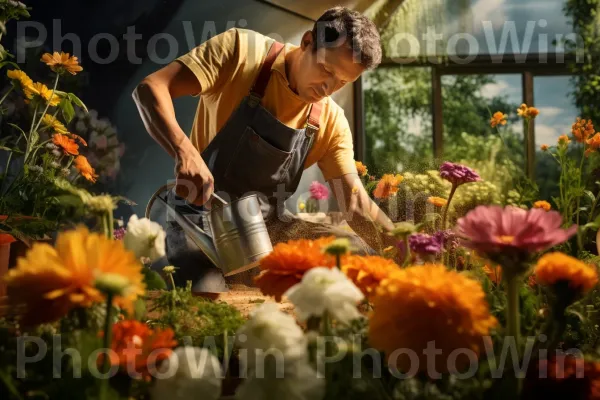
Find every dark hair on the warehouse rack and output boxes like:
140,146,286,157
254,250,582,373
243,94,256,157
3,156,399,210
311,6,382,69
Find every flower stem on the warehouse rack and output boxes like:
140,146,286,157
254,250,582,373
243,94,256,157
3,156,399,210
335,254,341,269
32,73,60,134
441,184,457,231
322,311,333,385
100,293,114,400
506,273,522,395
401,236,411,267
0,86,13,107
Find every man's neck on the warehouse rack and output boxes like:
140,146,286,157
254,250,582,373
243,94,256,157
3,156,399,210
285,46,299,95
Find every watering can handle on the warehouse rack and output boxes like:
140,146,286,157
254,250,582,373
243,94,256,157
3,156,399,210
153,194,221,268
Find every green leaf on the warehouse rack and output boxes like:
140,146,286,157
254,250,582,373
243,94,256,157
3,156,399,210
8,122,28,142
585,190,596,203
0,145,23,154
68,93,88,113
60,98,75,124
0,61,20,70
143,268,167,291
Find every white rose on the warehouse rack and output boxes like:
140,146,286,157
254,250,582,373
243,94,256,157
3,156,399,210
236,302,307,370
235,361,324,400
151,347,222,400
123,214,166,262
284,267,364,325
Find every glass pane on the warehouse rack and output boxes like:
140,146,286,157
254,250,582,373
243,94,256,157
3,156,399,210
441,73,525,204
363,67,433,175
382,0,573,58
534,76,579,202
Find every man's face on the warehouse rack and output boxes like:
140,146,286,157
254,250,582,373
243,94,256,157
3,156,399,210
295,35,366,103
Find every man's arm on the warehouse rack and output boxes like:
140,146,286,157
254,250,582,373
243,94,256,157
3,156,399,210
328,173,395,248
132,62,214,205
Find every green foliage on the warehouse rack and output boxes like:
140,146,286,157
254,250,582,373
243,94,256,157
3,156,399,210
148,282,245,360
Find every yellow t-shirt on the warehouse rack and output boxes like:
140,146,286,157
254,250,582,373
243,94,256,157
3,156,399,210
176,28,357,181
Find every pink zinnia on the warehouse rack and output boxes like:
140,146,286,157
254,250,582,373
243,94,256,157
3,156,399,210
439,161,481,186
309,181,330,200
457,205,577,255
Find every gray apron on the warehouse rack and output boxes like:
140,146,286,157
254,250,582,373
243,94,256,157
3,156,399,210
165,41,372,292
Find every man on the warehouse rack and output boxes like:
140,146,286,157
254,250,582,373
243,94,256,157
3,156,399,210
133,7,394,292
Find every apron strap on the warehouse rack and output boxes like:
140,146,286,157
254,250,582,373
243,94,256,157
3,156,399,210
305,100,322,138
251,41,285,98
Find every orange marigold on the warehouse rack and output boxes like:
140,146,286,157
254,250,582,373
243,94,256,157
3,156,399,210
572,117,595,143
558,135,571,146
254,236,337,301
52,133,79,155
427,196,448,208
355,161,368,177
4,226,145,326
373,174,403,199
522,355,600,400
533,200,551,211
586,134,600,157
41,51,83,75
341,255,399,297
103,320,177,381
369,264,498,373
535,252,598,294
74,155,98,183
517,104,539,119
490,111,507,128
541,144,549,151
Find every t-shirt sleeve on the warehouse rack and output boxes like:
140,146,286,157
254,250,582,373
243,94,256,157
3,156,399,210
175,28,240,96
317,106,358,181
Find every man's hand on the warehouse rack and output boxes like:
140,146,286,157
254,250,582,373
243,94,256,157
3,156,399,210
174,143,214,206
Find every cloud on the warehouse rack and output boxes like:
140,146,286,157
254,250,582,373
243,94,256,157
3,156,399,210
536,123,568,145
536,106,563,118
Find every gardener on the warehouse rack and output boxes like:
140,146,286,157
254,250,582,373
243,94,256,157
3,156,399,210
133,7,394,292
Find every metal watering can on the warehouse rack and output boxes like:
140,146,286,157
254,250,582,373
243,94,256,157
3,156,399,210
155,193,273,276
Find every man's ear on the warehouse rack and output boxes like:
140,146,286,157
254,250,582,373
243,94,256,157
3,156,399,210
300,30,313,50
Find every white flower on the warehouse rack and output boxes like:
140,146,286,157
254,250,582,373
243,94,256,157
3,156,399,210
123,214,166,262
235,361,324,400
284,267,364,324
151,347,222,400
236,302,307,370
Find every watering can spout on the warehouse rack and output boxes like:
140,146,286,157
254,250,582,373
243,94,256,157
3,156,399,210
154,195,221,268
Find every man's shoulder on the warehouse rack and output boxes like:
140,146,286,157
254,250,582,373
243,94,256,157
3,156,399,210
225,28,280,65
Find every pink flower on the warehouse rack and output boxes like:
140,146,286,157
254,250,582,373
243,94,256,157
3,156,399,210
440,162,481,186
309,181,329,201
457,205,577,255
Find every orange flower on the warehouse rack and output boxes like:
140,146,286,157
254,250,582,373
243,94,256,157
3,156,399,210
41,52,83,75
489,111,507,128
540,144,549,151
341,255,399,297
558,135,571,146
517,104,539,119
52,133,79,155
5,226,145,326
74,155,98,182
24,82,61,106
0,233,16,245
572,117,595,143
482,264,502,285
535,252,598,294
254,236,337,301
355,161,368,177
533,200,551,211
586,133,600,157
373,174,403,199
103,320,176,381
427,196,448,208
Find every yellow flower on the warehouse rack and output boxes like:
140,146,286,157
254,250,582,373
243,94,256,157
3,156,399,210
533,200,551,211
41,51,83,75
535,252,598,294
7,69,33,88
41,113,68,134
540,144,549,151
341,255,399,297
489,111,507,128
298,202,305,211
369,264,497,373
427,196,448,208
4,226,145,326
558,134,571,146
355,161,368,177
24,82,61,106
373,174,403,199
